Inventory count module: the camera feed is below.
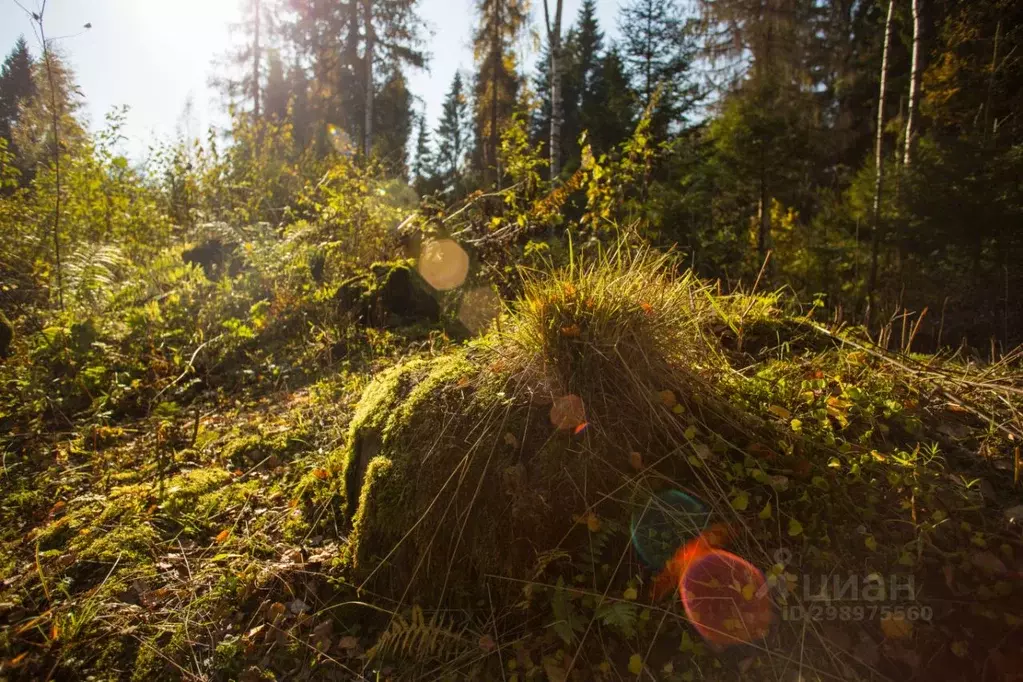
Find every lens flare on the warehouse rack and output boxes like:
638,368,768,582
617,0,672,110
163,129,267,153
630,490,711,569
679,550,773,646
327,124,354,157
550,394,586,430
458,286,501,335
417,239,469,291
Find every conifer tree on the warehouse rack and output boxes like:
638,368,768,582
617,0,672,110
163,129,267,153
471,0,528,184
435,71,470,193
618,0,701,137
411,111,434,192
0,37,35,146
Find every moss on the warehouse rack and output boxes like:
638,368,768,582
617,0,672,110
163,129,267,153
219,427,313,468
333,349,635,603
132,623,190,682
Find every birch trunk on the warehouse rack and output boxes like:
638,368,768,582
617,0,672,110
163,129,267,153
868,0,895,322
363,0,374,157
544,0,564,179
903,0,920,166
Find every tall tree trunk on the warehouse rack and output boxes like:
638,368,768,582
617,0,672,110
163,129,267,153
253,0,261,120
491,5,501,187
544,0,564,179
363,0,374,157
758,146,770,262
38,12,64,311
984,19,1001,141
868,0,895,324
903,0,921,166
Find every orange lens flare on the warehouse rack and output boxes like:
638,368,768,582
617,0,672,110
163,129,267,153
651,524,772,646
680,550,772,646
550,394,586,430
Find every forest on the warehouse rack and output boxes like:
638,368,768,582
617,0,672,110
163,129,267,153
1,0,1022,679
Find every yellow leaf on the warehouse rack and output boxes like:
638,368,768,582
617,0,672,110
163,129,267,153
628,653,643,675
679,630,694,652
629,451,643,471
788,519,803,537
880,613,913,640
790,418,802,432
758,501,772,520
586,512,601,533
215,529,231,543
684,425,697,440
741,583,755,601
865,535,878,552
768,405,791,420
950,640,968,658
672,403,685,414
731,491,749,511
624,586,638,601
312,468,329,480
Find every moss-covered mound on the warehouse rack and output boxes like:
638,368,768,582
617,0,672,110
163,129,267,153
329,250,762,602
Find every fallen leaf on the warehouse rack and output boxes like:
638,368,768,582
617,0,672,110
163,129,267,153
503,432,519,448
215,529,231,543
788,519,803,537
478,634,496,652
624,586,638,601
573,422,589,435
768,405,792,420
758,501,772,520
865,535,878,552
950,640,968,658
338,635,359,650
748,443,777,460
658,390,677,408
971,551,1008,574
629,451,643,470
880,613,913,640
561,324,581,337
628,653,643,675
312,468,329,480
731,491,749,511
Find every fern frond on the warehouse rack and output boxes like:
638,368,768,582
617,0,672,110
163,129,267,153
64,242,127,312
367,605,470,664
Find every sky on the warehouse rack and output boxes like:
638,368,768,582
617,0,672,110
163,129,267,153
0,0,620,162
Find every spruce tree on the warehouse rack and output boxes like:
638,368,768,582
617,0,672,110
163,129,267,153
471,0,528,184
618,0,701,137
0,37,36,146
575,0,603,95
435,71,469,193
586,46,636,153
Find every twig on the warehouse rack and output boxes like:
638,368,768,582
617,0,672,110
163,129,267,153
807,322,1023,442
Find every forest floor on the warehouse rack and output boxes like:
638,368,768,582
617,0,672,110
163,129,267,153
2,257,1023,682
